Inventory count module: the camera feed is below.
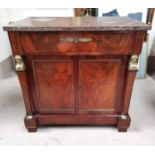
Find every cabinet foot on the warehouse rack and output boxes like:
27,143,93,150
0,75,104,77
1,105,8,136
27,127,37,132
24,115,38,132
117,114,131,132
118,128,128,132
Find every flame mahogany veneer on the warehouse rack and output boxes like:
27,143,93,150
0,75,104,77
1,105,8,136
4,17,151,132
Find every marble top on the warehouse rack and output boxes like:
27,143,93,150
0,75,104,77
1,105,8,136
3,17,151,31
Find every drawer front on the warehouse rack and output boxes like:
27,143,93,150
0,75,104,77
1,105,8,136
19,32,134,55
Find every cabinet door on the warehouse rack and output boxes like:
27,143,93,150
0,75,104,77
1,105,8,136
30,58,74,113
79,57,125,113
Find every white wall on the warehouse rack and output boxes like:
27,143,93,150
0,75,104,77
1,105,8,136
6,8,74,21
0,9,12,62
0,8,74,62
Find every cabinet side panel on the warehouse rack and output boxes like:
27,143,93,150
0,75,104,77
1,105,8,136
122,71,137,114
8,32,34,114
133,31,145,55
8,32,22,55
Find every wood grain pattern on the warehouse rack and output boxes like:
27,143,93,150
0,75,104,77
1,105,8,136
32,59,74,113
8,32,22,55
19,32,134,55
17,71,35,115
79,59,121,112
122,62,137,114
133,31,145,54
8,32,34,115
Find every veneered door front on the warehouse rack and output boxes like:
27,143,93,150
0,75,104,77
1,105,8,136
79,57,126,113
30,57,74,113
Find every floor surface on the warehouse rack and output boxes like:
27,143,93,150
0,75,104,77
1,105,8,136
0,74,155,145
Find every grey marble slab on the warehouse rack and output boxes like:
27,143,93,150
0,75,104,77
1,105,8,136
3,17,151,31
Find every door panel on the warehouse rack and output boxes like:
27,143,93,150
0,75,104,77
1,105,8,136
32,59,74,113
79,59,121,112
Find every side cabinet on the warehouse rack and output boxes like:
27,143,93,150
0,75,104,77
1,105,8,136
7,29,147,132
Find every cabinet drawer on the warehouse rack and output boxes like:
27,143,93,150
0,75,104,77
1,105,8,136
19,32,134,55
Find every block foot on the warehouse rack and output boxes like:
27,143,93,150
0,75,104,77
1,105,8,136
117,114,131,132
24,115,38,132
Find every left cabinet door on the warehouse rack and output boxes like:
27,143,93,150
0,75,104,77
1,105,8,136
27,57,74,113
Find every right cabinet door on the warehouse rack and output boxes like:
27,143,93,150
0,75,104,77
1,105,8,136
79,56,127,113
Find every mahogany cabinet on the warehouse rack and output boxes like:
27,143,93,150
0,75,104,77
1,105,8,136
4,17,151,132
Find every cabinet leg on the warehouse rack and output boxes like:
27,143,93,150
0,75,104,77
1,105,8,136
117,114,131,132
24,115,38,132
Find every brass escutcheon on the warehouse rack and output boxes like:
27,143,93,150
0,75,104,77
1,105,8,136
60,37,93,43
